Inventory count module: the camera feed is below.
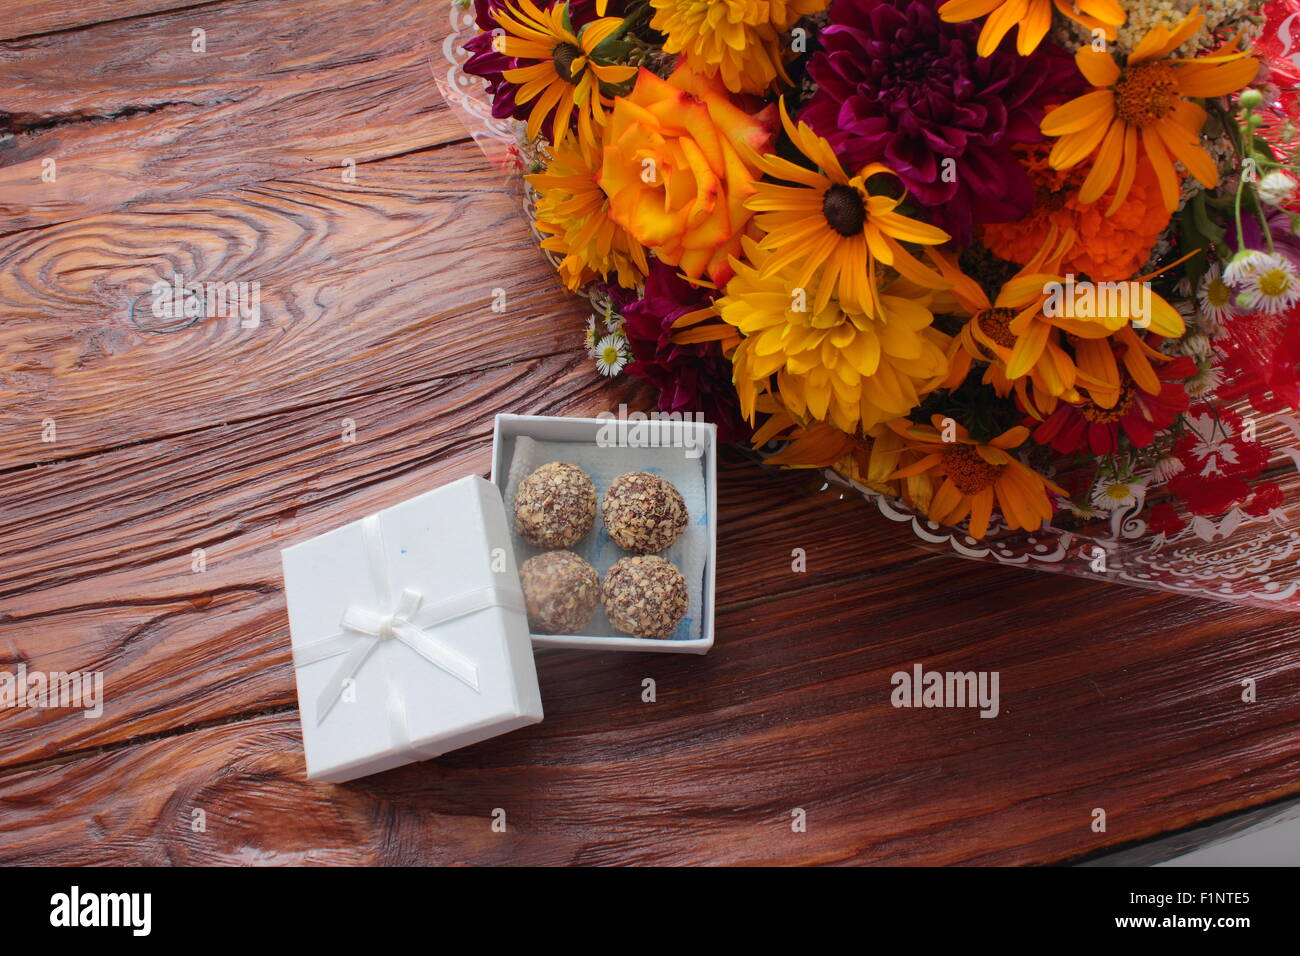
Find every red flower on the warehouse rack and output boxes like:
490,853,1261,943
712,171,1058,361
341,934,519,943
1246,482,1285,516
1031,356,1197,455
622,260,751,443
1146,502,1186,536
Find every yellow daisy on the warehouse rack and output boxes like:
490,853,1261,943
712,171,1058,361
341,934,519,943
528,133,649,291
1041,7,1259,213
649,0,828,94
497,0,638,149
746,99,951,322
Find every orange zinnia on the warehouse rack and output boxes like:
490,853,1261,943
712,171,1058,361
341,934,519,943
1041,6,1259,213
981,144,1172,283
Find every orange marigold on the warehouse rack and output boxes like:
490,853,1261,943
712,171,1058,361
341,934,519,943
981,144,1171,282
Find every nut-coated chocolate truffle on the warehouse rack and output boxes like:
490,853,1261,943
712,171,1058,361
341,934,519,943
513,462,596,548
602,555,688,640
601,472,687,554
519,551,600,634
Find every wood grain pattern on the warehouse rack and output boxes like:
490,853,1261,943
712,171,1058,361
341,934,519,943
0,147,587,465
2,561,1297,865
0,0,460,234
2,0,1299,867
0,0,224,42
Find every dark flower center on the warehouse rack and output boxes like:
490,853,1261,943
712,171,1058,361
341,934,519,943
553,42,583,84
823,184,866,237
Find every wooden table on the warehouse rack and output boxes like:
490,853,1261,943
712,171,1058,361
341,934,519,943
2,0,1298,866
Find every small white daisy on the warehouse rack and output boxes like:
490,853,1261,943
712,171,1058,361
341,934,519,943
1223,249,1273,287
594,333,629,377
1185,364,1222,397
1091,478,1143,512
1177,331,1212,358
1196,263,1238,325
603,308,624,335
583,315,599,357
1151,455,1185,483
1237,253,1300,315
1257,169,1298,207
1064,499,1099,520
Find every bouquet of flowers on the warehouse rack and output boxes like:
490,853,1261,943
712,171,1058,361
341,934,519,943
444,0,1300,608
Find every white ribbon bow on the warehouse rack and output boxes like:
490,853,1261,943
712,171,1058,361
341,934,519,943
291,514,522,745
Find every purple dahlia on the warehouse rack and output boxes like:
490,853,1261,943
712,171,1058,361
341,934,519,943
800,0,1081,239
622,260,750,443
463,1,626,129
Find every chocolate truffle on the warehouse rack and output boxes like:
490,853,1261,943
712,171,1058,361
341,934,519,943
603,555,688,640
519,551,600,634
601,472,687,553
513,462,596,548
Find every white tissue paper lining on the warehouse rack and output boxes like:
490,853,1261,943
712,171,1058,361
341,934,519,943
503,436,707,641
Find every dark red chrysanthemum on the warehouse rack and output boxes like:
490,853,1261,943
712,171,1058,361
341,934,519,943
800,0,1081,240
622,260,750,443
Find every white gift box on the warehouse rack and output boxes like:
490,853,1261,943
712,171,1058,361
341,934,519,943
281,415,717,782
282,475,544,783
491,413,717,655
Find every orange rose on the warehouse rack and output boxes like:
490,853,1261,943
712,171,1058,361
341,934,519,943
598,64,774,286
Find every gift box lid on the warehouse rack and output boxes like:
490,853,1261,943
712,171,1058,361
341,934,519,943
281,475,544,783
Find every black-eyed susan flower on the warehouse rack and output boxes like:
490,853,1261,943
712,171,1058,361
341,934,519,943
495,0,637,149
1041,6,1259,214
717,236,951,434
886,416,1066,539
746,99,951,322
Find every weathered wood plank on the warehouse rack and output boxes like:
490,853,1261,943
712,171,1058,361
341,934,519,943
0,0,465,233
0,144,587,467
1,559,1296,865
0,349,629,765
0,1,228,42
